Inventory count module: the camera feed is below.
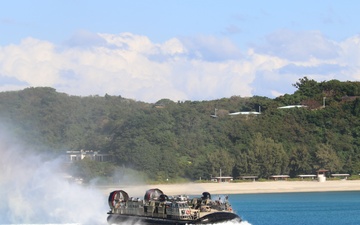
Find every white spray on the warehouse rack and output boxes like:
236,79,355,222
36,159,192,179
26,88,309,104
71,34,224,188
0,126,251,225
0,128,108,224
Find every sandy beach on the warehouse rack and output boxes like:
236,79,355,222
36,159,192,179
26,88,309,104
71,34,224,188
100,180,360,196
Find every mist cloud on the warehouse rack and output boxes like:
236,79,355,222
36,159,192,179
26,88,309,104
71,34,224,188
0,127,108,224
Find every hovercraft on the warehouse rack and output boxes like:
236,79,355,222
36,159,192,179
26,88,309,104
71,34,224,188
107,188,241,224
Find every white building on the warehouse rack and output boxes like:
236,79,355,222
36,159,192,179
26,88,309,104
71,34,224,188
65,150,112,162
277,105,307,109
228,111,261,116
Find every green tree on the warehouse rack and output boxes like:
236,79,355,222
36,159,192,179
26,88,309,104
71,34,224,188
314,144,342,172
245,133,289,178
206,149,235,177
289,146,312,177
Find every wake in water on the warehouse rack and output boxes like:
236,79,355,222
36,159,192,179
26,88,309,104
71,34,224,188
224,220,252,225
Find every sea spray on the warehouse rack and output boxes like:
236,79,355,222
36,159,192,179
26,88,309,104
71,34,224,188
0,127,108,224
217,220,251,225
0,125,250,225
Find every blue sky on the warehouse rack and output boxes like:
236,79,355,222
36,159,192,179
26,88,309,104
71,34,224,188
1,0,360,102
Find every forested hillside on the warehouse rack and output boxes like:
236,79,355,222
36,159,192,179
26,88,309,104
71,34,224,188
1,77,360,182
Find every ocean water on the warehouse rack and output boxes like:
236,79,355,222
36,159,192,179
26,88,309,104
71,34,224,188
231,191,360,225
2,191,360,225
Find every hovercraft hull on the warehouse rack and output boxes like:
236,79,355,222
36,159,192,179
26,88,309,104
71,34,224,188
107,211,241,225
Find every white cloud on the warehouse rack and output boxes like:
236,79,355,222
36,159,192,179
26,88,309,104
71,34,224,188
179,35,242,61
65,30,107,48
0,33,253,102
0,31,360,102
0,38,60,86
160,38,187,55
255,29,340,61
271,90,284,97
249,30,360,97
337,36,360,81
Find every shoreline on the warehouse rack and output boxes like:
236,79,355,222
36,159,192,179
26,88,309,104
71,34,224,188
99,180,360,196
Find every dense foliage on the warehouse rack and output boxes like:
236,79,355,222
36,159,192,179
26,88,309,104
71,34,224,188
1,77,360,182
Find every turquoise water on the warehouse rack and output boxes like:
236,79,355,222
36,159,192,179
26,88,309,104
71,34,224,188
230,191,360,225
2,191,359,224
